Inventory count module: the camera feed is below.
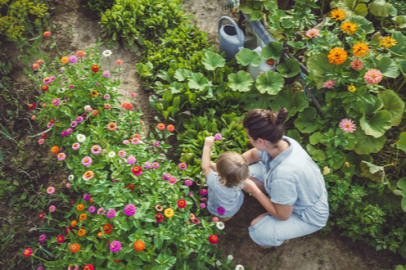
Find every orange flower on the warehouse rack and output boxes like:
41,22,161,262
89,197,95,203
90,90,99,97
167,125,175,132
91,110,99,116
328,48,347,65
78,229,86,236
70,243,80,253
330,9,346,21
157,123,165,131
140,120,144,123
42,103,47,107
91,64,99,72
340,21,357,35
133,134,141,140
76,204,84,211
77,50,86,57
108,123,117,131
61,57,69,64
97,232,103,238
352,42,370,57
122,102,133,110
71,220,77,227
79,214,87,221
31,115,36,120
134,240,145,251
103,224,113,234
32,63,39,70
37,60,44,65
51,146,59,154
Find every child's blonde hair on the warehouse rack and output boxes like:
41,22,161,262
216,151,249,188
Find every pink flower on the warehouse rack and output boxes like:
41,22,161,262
200,189,208,195
350,59,363,70
47,186,55,194
130,93,136,97
127,155,136,164
123,140,129,145
188,192,194,197
152,162,159,169
89,206,96,213
214,133,222,141
103,71,110,77
70,121,77,128
39,234,46,242
97,208,105,215
107,209,116,218
144,162,151,169
212,217,219,223
179,163,187,170
49,205,55,212
57,235,65,243
124,204,136,216
52,99,60,106
66,183,71,189
91,145,101,155
306,28,320,38
132,138,140,145
192,218,200,224
185,179,193,186
200,203,206,208
118,150,126,157
153,141,160,147
57,153,66,161
339,119,356,133
364,69,382,85
164,173,171,180
323,80,335,89
82,156,92,166
110,241,121,252
38,139,45,144
104,94,110,100
169,177,177,185
72,143,80,150
83,193,91,200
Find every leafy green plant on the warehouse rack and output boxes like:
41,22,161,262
84,0,115,15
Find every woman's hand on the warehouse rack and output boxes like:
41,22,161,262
204,136,215,148
243,179,260,194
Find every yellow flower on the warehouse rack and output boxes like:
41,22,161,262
164,208,174,218
331,9,346,21
348,85,356,92
352,42,370,57
340,21,357,34
344,162,349,167
323,166,330,175
328,48,347,65
380,36,397,48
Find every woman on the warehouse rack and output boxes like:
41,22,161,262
242,108,329,248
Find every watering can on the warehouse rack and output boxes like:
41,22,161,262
218,16,245,62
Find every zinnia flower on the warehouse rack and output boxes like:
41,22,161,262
82,156,92,166
107,209,116,218
70,121,77,128
77,50,85,57
68,175,74,181
118,150,126,157
339,119,356,133
57,235,64,243
76,116,84,123
77,204,84,211
103,50,112,57
350,59,363,70
164,208,174,218
23,248,33,257
144,162,151,169
330,9,346,20
83,193,91,200
38,139,44,144
43,31,51,37
164,173,171,180
105,104,111,110
103,71,110,77
348,85,356,92
83,171,94,180
32,63,39,70
61,57,69,64
216,222,225,230
72,220,78,227
177,199,186,208
306,28,320,38
153,141,159,147
47,187,55,194
328,48,347,65
91,145,101,155
323,79,335,89
236,265,244,270
116,60,122,65
72,143,80,150
380,36,397,48
108,151,116,158
91,65,99,72
122,102,133,110
167,125,174,132
185,179,193,186
39,212,45,219
200,203,206,208
77,134,86,142
57,153,66,160
70,243,80,253
208,235,218,244
29,103,36,110
155,213,164,223
98,208,105,215
340,21,357,34
364,69,382,85
90,90,99,97
108,123,117,131
132,138,140,145
213,217,219,222
217,207,225,215
352,42,369,57
157,123,165,131
151,162,159,169
41,85,48,91
69,56,78,63
169,177,177,185
124,204,136,216
132,166,142,176
127,155,136,164
103,224,113,234
155,205,163,211
39,234,46,242
78,229,86,236
110,241,121,252
104,94,110,100
200,189,208,195
179,163,187,170
52,99,60,106
192,218,200,224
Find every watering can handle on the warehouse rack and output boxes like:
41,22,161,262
218,16,244,43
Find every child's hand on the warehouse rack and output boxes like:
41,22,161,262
204,136,215,148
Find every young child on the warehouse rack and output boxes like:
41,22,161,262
201,136,249,221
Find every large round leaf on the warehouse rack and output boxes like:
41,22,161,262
397,177,406,190
270,90,309,120
174,69,191,82
293,107,320,133
399,60,406,76
235,48,261,67
331,150,345,169
388,32,406,55
369,0,392,18
169,82,184,94
261,41,282,60
276,58,300,78
353,129,386,154
306,53,335,89
188,73,210,91
227,71,254,92
312,149,326,161
378,90,405,126
255,70,284,95
377,57,399,78
349,16,375,34
360,110,391,138
202,51,225,71
397,132,406,153
361,95,383,116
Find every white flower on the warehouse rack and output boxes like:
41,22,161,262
108,151,116,158
216,260,221,267
216,221,225,230
77,134,86,142
84,105,91,111
227,255,233,261
68,175,74,181
58,88,65,93
235,265,244,270
103,50,112,57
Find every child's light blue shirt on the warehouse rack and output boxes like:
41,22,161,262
206,170,244,218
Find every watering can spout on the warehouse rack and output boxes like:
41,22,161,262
218,16,245,62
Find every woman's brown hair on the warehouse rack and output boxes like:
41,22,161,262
216,151,249,188
243,108,289,144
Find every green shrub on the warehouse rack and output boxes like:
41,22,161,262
84,0,115,15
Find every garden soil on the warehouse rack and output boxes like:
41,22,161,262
3,0,405,268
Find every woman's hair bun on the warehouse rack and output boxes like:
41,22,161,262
276,107,288,124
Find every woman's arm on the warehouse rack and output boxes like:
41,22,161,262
242,148,262,165
244,179,293,221
201,136,215,178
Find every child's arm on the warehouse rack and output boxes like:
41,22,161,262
202,136,215,178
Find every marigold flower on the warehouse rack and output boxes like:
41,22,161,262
364,69,382,85
23,248,33,257
330,9,346,21
91,64,99,72
339,119,356,133
306,28,320,38
177,199,187,209
78,229,86,236
209,235,218,244
97,232,103,238
157,123,165,131
57,235,64,243
77,204,84,211
90,90,99,97
43,31,51,37
380,36,397,48
352,42,369,57
340,21,357,34
350,59,363,70
77,50,86,57
155,213,164,223
108,123,117,131
328,48,347,65
164,208,174,218
103,224,113,234
134,240,145,251
348,85,356,92
70,243,80,253
79,214,87,221
61,57,69,64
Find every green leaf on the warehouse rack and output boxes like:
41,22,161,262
227,71,254,92
264,0,278,10
309,132,325,145
353,129,386,154
276,58,300,78
294,107,320,133
360,110,391,138
169,82,184,94
312,149,326,161
360,161,385,183
331,150,345,169
397,177,406,190
261,41,283,60
188,73,210,91
398,60,406,76
202,51,225,71
349,16,375,33
255,71,284,95
378,90,405,126
397,132,406,153
270,90,309,120
354,3,368,17
362,95,383,116
306,53,335,89
235,48,261,67
377,57,399,78
369,0,392,18
238,2,254,14
174,69,191,82
286,129,302,143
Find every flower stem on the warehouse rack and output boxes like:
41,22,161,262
396,76,406,93
32,254,49,263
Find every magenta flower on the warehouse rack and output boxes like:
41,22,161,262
153,141,160,147
103,71,110,77
214,133,222,141
52,99,60,106
107,209,116,218
70,121,77,128
200,203,206,208
66,128,73,134
118,150,126,158
185,179,193,186
47,122,54,129
110,241,121,252
57,153,66,161
124,204,136,216
82,156,92,166
192,218,200,224
169,177,177,185
217,207,225,215
364,69,382,85
38,139,44,144
88,206,96,213
37,266,44,270
97,207,105,215
200,189,208,195
201,197,207,201
123,140,129,145
127,155,136,164
323,80,335,89
152,162,159,169
164,173,171,180
56,235,65,243
75,116,83,123
39,234,46,242
72,143,80,150
339,119,356,133
144,162,151,169
83,193,91,200
91,145,102,155
179,163,187,170
49,205,55,212
69,84,75,89
61,131,67,137
131,93,136,97
47,186,55,194
50,76,56,81
69,56,78,63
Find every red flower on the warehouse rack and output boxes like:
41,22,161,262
177,199,186,209
43,31,51,37
57,235,64,243
50,118,55,123
41,85,49,92
70,199,75,205
32,63,39,70
132,166,142,176
122,102,133,110
23,248,32,257
39,212,45,220
29,103,36,110
65,226,74,235
103,224,113,234
157,123,165,131
91,64,99,72
167,125,175,132
155,213,164,223
209,235,218,244
113,259,122,263
37,60,44,65
125,184,135,191
83,265,94,270
41,133,47,138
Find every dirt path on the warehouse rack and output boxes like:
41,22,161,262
45,0,406,269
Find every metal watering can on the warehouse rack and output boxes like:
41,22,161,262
218,16,245,62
